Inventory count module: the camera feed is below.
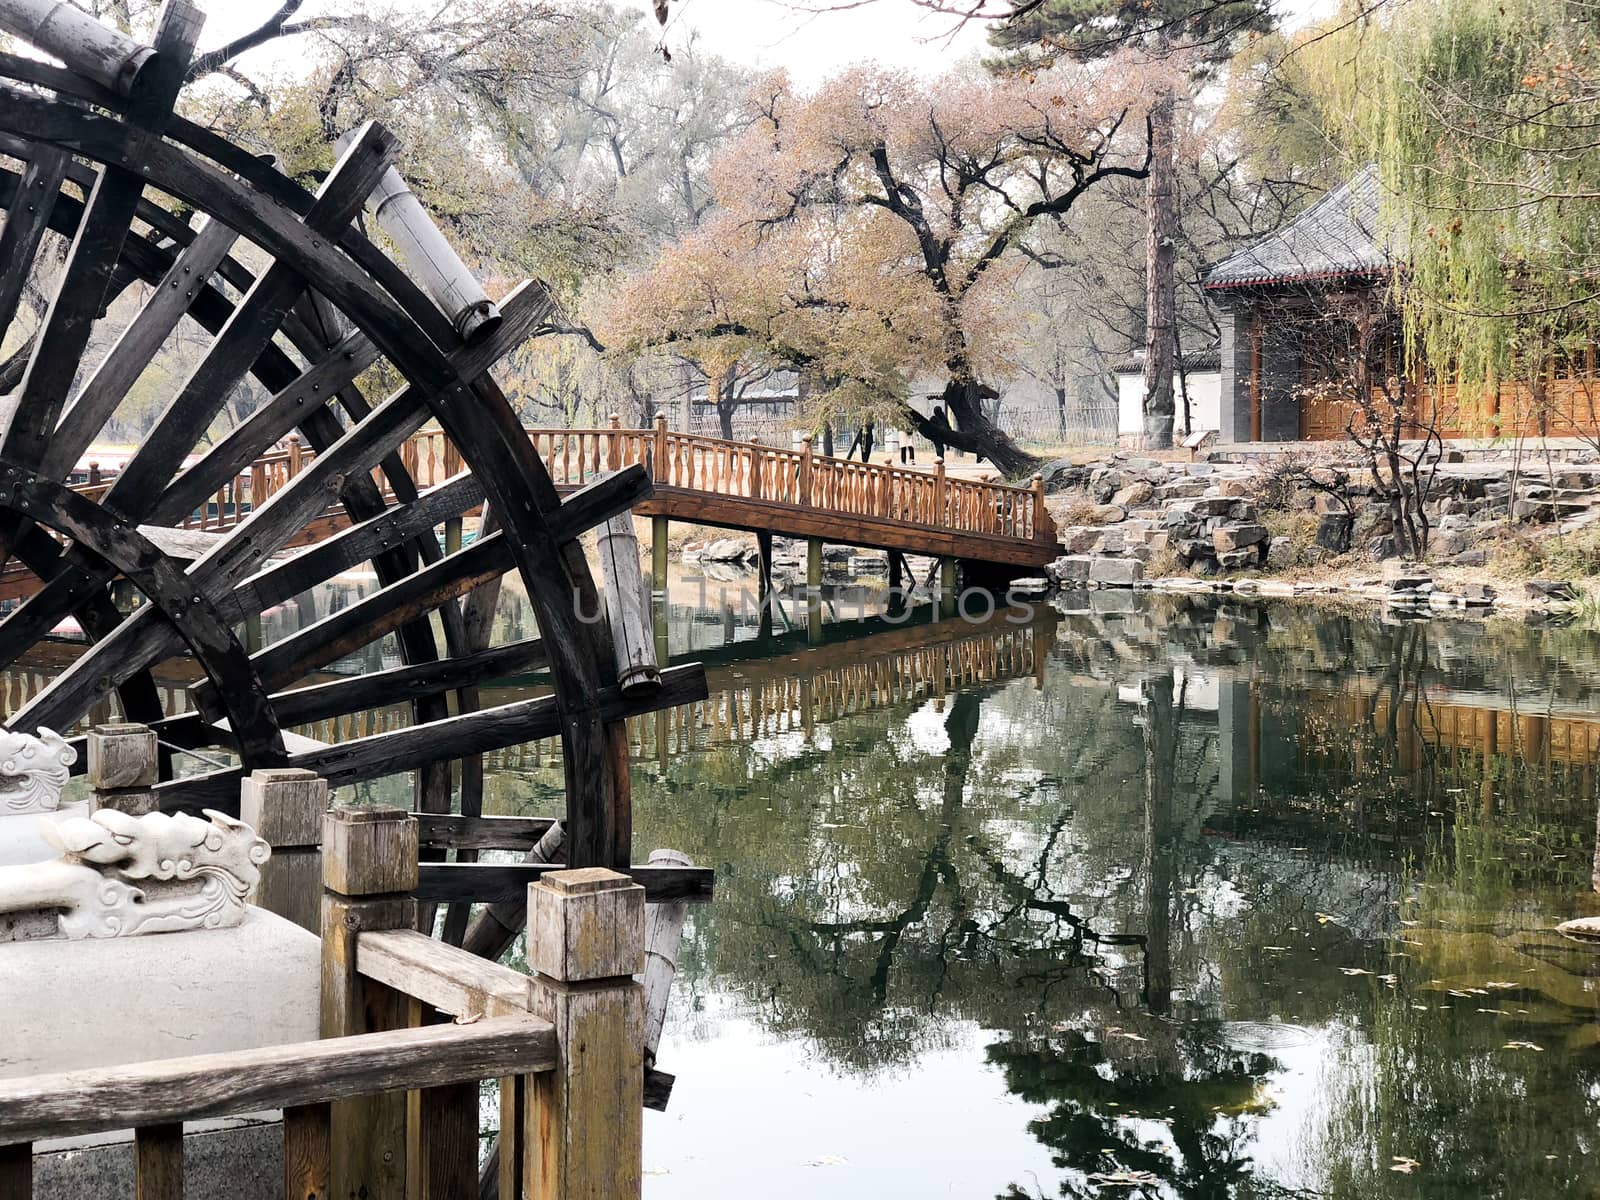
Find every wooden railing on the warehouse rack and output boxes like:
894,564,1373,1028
406,415,1057,546
63,415,1056,551
0,807,644,1200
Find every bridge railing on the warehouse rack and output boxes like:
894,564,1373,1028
409,418,1056,546
65,418,1057,549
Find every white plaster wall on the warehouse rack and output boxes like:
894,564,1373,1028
1116,370,1222,439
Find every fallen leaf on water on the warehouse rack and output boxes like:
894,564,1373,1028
1391,1157,1421,1174
1341,968,1373,976
1264,945,1290,951
1476,1008,1508,1015
1502,1041,1545,1052
1484,981,1519,990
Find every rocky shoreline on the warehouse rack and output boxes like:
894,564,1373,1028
1032,448,1599,621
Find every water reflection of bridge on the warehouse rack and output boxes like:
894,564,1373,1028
5,608,1055,773
488,608,1054,770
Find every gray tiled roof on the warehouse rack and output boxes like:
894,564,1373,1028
1110,346,1222,374
1204,166,1391,289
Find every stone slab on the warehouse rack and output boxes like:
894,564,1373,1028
0,907,320,1080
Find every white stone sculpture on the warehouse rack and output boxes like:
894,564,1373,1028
0,726,76,815
0,808,271,939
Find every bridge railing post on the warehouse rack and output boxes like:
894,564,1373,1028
1032,473,1053,543
934,457,947,525
799,435,813,507
287,433,303,478
608,413,621,473
749,437,762,502
653,414,668,484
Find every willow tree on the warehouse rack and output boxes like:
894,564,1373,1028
611,62,1172,475
1362,0,1600,416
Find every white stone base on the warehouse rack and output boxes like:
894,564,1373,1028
0,907,321,1080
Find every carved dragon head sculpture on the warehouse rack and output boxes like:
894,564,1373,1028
10,809,276,938
0,727,77,815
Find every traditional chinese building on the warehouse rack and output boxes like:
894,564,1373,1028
1204,166,1600,443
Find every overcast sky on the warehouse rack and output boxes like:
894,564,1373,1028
200,0,1341,88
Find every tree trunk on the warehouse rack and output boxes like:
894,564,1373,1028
718,402,734,440
1142,84,1177,452
913,378,1038,477
860,422,875,463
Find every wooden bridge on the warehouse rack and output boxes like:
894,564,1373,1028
0,418,1059,604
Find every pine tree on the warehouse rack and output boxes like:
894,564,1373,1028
992,1,1274,449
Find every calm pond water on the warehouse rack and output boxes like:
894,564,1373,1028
11,577,1600,1198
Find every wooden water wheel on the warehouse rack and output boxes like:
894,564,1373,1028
0,2,705,896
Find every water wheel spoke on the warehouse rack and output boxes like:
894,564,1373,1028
104,124,400,515
43,216,241,480
0,145,69,341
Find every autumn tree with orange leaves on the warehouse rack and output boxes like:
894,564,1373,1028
604,60,1175,475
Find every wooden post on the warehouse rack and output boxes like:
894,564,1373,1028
1031,474,1052,544
607,414,622,473
0,1141,31,1200
650,516,669,598
652,414,668,483
934,456,947,523
87,723,158,815
287,433,304,478
597,515,660,695
799,435,813,507
756,530,774,637
523,869,645,1200
748,438,763,502
241,768,328,933
87,460,100,487
283,1104,332,1200
806,538,824,646
134,1124,182,1200
321,808,419,1200
939,558,958,619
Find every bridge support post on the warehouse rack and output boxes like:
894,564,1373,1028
939,558,958,619
651,516,669,597
757,530,774,638
806,538,823,645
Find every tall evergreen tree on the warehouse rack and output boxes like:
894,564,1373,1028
991,1,1275,449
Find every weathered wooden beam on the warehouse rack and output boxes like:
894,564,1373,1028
102,122,399,515
415,864,714,906
0,143,68,340
43,214,240,481
264,637,549,730
0,1018,556,1147
216,533,512,701
416,814,558,853
152,324,381,525
151,663,707,812
357,929,537,1020
231,473,484,616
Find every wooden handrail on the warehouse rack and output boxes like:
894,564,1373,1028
0,1016,554,1146
61,423,1053,553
